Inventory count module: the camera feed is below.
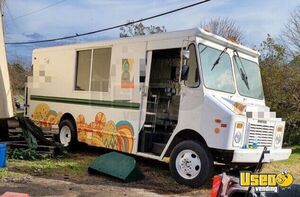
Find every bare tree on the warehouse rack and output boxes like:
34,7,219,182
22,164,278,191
200,18,243,42
120,21,166,37
281,6,300,56
8,63,31,96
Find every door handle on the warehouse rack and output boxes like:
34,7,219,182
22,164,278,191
142,86,148,97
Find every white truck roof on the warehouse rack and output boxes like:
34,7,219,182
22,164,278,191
33,28,259,58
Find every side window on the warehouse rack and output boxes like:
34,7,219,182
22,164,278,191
75,50,91,91
75,48,112,92
91,48,112,92
185,44,200,87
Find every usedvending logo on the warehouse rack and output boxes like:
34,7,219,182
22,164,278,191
240,171,294,193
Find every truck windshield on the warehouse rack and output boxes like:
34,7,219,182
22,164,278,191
233,54,264,99
199,44,235,93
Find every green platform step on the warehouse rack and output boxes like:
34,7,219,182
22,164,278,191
88,151,144,182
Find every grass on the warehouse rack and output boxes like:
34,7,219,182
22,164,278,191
7,154,94,177
0,168,9,179
0,167,28,181
262,146,300,183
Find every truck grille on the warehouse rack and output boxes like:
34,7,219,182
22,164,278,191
248,123,274,147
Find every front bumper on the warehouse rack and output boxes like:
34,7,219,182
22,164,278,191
231,148,291,163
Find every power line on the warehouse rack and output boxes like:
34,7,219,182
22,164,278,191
5,0,212,45
3,0,21,32
8,0,68,21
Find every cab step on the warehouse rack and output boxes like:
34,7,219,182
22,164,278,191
146,112,156,115
143,124,154,128
151,142,166,155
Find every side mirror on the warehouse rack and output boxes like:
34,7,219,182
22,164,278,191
182,50,190,60
181,64,189,81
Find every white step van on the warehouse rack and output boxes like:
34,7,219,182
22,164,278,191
25,28,291,187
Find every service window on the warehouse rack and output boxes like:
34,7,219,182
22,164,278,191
75,50,92,91
91,48,112,92
75,48,112,92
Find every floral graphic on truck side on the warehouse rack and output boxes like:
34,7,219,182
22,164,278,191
76,113,134,153
31,103,62,128
31,104,135,153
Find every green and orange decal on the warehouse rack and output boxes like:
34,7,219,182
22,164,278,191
76,113,134,153
31,103,135,153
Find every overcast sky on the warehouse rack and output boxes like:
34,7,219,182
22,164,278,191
3,0,299,66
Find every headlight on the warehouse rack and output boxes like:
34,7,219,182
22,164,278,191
275,133,283,146
233,122,244,147
274,125,284,148
234,131,242,143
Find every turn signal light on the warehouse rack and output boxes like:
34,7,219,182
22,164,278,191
276,126,283,132
214,128,220,133
215,119,222,123
236,122,244,129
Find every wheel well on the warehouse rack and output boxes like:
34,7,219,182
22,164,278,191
164,129,207,157
59,113,76,130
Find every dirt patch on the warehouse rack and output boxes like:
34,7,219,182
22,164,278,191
0,176,160,197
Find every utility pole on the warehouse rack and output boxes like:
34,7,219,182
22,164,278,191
0,0,14,119
0,0,2,16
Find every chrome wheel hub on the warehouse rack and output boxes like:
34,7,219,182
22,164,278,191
60,125,71,147
175,149,201,179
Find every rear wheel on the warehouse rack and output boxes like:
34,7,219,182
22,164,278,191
58,119,77,149
169,140,213,187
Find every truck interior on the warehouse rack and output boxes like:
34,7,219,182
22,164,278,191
138,48,181,155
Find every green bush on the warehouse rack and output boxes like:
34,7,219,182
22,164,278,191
260,35,300,145
9,148,42,161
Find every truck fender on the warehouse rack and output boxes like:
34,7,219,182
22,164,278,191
161,129,207,158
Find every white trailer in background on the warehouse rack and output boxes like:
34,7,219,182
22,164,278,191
26,27,291,187
0,4,13,119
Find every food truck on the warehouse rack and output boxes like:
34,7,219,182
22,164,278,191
25,28,291,187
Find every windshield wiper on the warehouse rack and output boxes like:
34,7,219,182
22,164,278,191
211,47,228,71
233,50,250,90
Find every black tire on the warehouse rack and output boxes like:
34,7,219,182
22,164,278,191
58,119,77,149
169,140,214,187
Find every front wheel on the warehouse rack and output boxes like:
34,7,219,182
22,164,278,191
169,140,214,187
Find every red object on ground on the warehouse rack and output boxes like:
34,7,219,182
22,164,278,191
1,192,30,197
210,175,222,197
